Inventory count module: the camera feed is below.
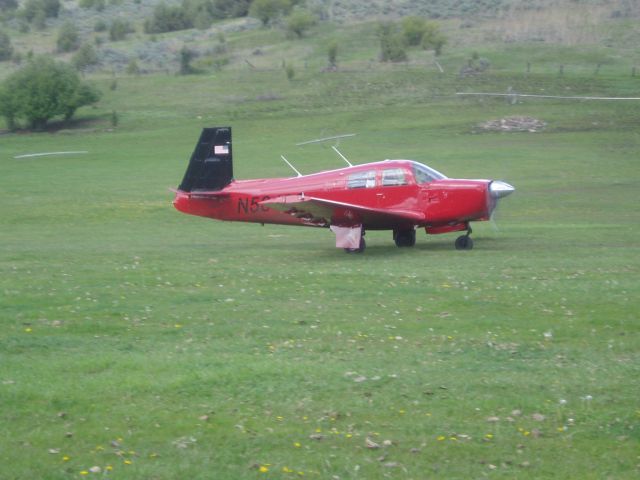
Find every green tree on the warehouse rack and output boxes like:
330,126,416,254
401,16,428,46
179,46,197,74
249,0,291,26
0,56,101,130
285,8,315,38
377,22,407,63
57,21,80,52
421,22,446,56
0,31,13,61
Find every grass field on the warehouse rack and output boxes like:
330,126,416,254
2,15,640,479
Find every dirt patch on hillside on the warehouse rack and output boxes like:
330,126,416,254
477,116,546,133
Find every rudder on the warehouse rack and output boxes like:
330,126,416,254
178,127,233,192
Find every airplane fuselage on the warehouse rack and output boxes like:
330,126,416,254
175,160,495,232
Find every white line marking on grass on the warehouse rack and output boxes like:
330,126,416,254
14,151,89,159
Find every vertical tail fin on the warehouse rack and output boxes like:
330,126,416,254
178,127,233,192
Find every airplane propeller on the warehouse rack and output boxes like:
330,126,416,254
488,180,515,231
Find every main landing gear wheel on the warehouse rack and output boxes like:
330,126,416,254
344,237,366,253
455,235,474,250
455,226,473,250
393,229,416,247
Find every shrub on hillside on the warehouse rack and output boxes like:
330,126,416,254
210,0,251,18
79,0,105,11
72,43,99,71
285,8,316,38
400,16,446,55
94,19,107,32
0,31,13,61
20,0,60,22
1,0,18,11
420,22,446,56
144,3,193,33
401,16,428,46
0,56,101,130
327,40,338,68
179,46,198,74
377,22,407,62
250,0,292,26
57,21,80,52
181,0,215,30
144,0,251,34
109,19,134,41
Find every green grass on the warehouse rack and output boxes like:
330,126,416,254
1,18,640,480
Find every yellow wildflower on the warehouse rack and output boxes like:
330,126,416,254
105,466,113,471
293,442,301,448
259,465,269,473
124,459,132,465
62,456,70,462
80,471,89,476
437,435,445,441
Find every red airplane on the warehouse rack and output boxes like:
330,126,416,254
173,127,515,253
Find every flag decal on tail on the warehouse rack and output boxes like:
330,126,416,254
214,145,229,155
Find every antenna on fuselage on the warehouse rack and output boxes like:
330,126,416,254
280,155,302,177
331,145,353,167
295,133,356,146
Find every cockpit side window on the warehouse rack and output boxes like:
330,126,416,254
381,168,407,186
412,162,447,183
347,170,376,189
413,164,441,184
414,166,435,184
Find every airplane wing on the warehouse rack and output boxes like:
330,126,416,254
262,194,424,228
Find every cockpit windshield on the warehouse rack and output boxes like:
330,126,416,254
412,161,447,184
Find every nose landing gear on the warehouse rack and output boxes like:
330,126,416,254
454,226,474,250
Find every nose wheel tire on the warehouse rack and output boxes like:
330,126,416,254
455,235,474,250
